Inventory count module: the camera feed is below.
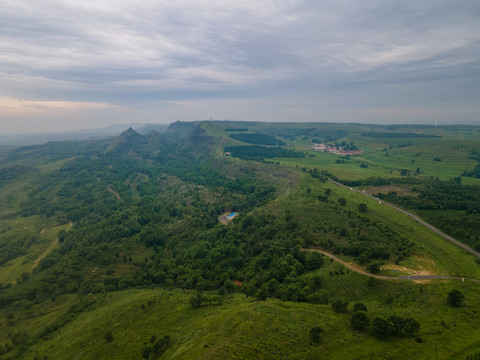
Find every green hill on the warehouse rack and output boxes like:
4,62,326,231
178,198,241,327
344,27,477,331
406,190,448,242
0,121,479,359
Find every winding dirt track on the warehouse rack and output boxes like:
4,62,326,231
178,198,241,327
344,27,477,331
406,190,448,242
305,248,480,282
33,221,73,269
97,177,122,201
329,179,480,259
107,185,122,201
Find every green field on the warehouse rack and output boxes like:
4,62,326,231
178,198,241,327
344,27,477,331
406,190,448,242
268,126,480,184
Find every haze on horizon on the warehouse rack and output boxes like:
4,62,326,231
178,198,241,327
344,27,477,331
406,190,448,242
1,1,480,134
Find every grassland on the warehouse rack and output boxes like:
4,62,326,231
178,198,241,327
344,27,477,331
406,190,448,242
6,270,480,360
0,221,71,285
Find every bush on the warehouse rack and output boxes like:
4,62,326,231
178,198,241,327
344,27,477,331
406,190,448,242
372,315,420,338
447,289,465,307
350,311,369,331
105,331,114,342
305,252,324,270
353,302,367,312
367,263,382,274
309,326,324,343
372,316,392,339
189,293,203,309
307,290,329,304
331,300,349,313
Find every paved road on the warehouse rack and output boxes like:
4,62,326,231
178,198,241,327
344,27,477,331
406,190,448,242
305,248,479,283
329,179,480,259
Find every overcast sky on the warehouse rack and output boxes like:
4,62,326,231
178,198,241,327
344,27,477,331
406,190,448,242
1,0,480,134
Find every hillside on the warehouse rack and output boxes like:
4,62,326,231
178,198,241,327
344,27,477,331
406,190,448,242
0,121,479,359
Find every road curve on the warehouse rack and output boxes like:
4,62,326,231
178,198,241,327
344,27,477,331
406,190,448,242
107,185,122,201
329,179,480,259
97,177,122,201
305,248,479,282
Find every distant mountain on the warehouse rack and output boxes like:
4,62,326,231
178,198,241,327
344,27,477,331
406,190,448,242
163,120,201,141
105,127,147,154
0,123,169,146
135,123,169,134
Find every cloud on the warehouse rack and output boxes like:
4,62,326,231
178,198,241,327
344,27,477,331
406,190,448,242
0,97,115,115
1,0,479,131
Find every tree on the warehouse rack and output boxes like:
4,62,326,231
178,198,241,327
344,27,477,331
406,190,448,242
331,299,349,313
189,293,202,309
305,252,324,270
338,198,347,206
152,335,170,357
358,203,367,213
104,331,114,342
309,326,324,343
353,302,367,312
350,311,370,331
141,346,152,359
367,262,381,274
372,316,392,339
447,289,465,307
308,290,329,304
403,317,420,336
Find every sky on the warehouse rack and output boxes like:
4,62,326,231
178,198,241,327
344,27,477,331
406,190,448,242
1,0,480,134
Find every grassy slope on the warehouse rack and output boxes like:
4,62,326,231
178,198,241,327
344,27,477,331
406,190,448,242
12,271,480,360
0,222,71,284
0,158,73,284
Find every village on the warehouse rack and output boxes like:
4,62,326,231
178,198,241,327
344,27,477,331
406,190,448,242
313,143,364,156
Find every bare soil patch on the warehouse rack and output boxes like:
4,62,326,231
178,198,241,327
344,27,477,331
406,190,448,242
218,211,232,225
363,185,418,196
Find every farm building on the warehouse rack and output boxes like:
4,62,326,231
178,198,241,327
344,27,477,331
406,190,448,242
218,211,239,225
227,212,238,220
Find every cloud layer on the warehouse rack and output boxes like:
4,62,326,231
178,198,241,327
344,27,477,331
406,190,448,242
1,1,480,132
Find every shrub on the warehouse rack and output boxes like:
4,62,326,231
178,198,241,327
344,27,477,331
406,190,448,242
367,263,382,274
331,300,349,313
308,290,329,304
353,302,367,312
105,331,114,342
447,289,465,307
309,326,324,343
350,311,370,331
305,252,324,270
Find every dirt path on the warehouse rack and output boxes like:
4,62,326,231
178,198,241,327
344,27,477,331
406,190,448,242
40,224,59,234
218,137,226,152
33,221,73,270
305,248,479,282
97,177,122,201
32,238,59,269
107,185,122,201
329,179,480,259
